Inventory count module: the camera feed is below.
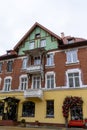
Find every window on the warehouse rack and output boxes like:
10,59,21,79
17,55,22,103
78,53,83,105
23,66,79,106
20,76,28,90
46,100,54,117
70,106,83,120
46,74,54,89
4,77,12,91
7,61,13,72
0,102,4,116
66,50,78,64
40,39,46,47
35,33,40,38
29,41,34,49
32,76,41,89
46,53,54,66
68,39,74,44
34,56,41,65
22,101,35,117
0,62,3,73
22,58,28,69
66,69,82,88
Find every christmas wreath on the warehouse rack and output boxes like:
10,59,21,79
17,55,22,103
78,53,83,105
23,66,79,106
62,96,83,118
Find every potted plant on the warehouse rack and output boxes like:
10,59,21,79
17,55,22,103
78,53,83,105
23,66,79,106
20,119,26,127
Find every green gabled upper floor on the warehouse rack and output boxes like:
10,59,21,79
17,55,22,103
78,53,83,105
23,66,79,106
14,22,62,55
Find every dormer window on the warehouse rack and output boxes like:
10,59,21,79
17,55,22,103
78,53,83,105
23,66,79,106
35,33,40,38
68,39,74,44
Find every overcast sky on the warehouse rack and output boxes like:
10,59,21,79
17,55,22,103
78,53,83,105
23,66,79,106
0,0,87,55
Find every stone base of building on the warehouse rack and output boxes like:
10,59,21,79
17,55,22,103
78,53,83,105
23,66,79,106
25,121,65,128
0,120,18,126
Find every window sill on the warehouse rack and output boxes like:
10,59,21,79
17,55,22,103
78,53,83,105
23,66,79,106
66,61,79,66
46,115,54,118
45,64,55,68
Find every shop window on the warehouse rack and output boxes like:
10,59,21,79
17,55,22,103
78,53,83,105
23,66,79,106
46,100,54,117
0,102,4,116
22,101,35,117
70,106,83,120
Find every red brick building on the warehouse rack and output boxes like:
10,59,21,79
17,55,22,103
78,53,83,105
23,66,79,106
0,22,87,127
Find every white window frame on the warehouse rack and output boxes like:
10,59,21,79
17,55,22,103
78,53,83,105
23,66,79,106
40,39,46,47
66,49,79,64
22,57,28,69
29,41,35,50
3,76,12,92
19,75,28,91
45,71,56,89
66,68,82,88
32,75,41,89
46,53,54,66
34,56,41,65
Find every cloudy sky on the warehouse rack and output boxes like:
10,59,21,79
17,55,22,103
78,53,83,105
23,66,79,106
0,0,87,55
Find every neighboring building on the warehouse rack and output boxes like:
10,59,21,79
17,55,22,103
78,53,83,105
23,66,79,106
0,22,87,127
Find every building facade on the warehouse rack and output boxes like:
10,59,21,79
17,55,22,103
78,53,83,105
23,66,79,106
0,22,87,127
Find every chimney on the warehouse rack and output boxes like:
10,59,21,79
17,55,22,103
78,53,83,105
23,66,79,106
61,32,65,38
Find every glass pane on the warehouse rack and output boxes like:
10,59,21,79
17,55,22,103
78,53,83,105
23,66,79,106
67,52,72,62
74,73,79,76
47,80,50,88
72,51,77,62
46,100,54,116
69,78,73,87
75,77,80,87
68,73,73,77
41,39,46,47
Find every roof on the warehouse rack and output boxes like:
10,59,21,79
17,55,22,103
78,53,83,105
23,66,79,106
59,40,87,49
14,22,62,51
62,35,86,44
0,50,17,60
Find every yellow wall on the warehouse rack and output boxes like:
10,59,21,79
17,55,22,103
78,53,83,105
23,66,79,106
0,88,87,124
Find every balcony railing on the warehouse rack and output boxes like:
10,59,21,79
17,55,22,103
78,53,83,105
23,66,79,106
24,89,43,100
25,65,43,74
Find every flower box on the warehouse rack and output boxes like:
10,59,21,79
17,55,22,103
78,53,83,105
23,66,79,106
68,120,84,128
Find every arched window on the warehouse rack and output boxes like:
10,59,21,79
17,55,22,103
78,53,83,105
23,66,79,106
22,101,35,117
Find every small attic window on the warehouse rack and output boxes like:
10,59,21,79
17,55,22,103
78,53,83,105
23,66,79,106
35,33,40,38
68,39,74,44
51,36,56,41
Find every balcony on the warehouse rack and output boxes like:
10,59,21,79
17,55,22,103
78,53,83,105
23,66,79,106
26,65,43,74
24,89,43,100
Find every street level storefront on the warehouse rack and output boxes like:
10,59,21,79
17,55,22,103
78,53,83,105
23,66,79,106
0,88,87,127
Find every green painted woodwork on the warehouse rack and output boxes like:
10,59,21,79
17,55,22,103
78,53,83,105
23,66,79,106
18,27,59,55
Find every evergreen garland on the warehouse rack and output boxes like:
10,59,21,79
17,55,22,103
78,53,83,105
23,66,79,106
62,96,83,118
